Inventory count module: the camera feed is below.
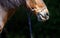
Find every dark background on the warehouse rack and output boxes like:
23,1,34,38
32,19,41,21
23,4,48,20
4,0,60,38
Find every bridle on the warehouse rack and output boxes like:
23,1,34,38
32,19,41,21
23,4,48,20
31,5,48,17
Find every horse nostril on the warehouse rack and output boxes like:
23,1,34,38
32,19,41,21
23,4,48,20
46,13,49,16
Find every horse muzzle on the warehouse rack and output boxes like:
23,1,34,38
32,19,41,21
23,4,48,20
36,12,49,22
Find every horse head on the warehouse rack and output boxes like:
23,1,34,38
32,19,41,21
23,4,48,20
26,0,49,22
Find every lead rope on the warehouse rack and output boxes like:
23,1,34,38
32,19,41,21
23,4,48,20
28,14,33,38
27,10,33,38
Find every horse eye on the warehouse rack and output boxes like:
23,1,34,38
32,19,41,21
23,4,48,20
32,8,34,9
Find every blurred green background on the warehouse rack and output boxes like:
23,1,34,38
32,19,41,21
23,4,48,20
4,0,60,38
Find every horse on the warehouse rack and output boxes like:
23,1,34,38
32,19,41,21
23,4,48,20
0,0,49,38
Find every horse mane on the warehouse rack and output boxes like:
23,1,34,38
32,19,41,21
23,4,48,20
0,0,26,18
0,0,25,10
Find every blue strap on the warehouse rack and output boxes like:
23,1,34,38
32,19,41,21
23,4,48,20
27,13,33,38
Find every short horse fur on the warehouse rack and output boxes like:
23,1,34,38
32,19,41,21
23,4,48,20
0,0,49,34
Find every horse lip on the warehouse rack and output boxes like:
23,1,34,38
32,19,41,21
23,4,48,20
37,12,49,21
40,15,46,20
37,14,48,21
40,14,49,21
41,15,46,19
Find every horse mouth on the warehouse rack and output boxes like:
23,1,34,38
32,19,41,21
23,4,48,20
37,14,49,22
